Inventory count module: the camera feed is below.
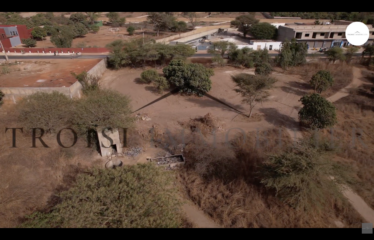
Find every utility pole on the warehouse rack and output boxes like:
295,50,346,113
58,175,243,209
0,40,8,61
143,31,144,45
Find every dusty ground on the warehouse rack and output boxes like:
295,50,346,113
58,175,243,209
0,59,100,88
33,26,175,48
100,65,311,145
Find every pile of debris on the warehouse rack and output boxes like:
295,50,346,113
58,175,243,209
135,113,151,122
124,146,143,157
147,152,185,170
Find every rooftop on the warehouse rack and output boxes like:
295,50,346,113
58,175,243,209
281,24,374,31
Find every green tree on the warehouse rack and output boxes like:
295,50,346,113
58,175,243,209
232,73,276,117
50,25,75,48
171,44,195,59
255,62,272,76
183,12,197,28
31,26,47,40
314,19,320,25
212,54,225,66
172,21,187,32
230,14,259,38
85,12,100,25
21,38,37,47
106,12,119,22
20,164,183,228
250,23,277,39
44,25,57,36
0,90,4,107
140,69,159,83
260,142,348,212
71,71,99,95
153,76,170,93
208,41,236,57
363,44,374,64
325,47,345,63
148,12,177,36
127,26,135,35
69,13,87,23
298,93,337,129
278,39,307,69
106,12,125,27
163,59,214,96
17,92,72,133
73,22,89,37
90,25,100,33
71,89,134,134
345,46,359,63
310,70,334,93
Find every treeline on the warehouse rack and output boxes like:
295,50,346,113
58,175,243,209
0,12,101,48
269,12,374,23
106,38,196,69
230,14,277,39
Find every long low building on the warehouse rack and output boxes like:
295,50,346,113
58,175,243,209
237,40,282,51
277,24,374,49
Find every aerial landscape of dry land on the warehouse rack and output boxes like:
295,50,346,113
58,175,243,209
1,11,374,229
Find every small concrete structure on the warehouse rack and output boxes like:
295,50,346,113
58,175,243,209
97,127,123,157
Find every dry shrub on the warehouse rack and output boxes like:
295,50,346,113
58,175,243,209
321,92,374,209
283,62,353,97
0,104,99,227
176,127,363,227
178,113,221,136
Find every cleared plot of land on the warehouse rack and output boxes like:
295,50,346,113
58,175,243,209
0,59,100,88
32,26,174,49
100,65,313,141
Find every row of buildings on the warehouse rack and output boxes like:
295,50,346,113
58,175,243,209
234,20,374,51
0,25,33,49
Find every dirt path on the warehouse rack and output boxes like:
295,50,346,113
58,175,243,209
283,66,374,225
182,202,221,228
342,185,374,224
327,67,366,103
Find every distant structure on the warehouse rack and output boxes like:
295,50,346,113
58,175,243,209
0,25,33,48
237,40,282,51
277,24,374,49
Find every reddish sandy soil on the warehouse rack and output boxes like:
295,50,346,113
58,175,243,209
100,65,309,143
0,59,100,88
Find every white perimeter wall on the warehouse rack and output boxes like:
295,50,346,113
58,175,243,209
237,42,282,50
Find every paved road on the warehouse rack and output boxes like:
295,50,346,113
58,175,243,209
6,55,108,60
2,52,363,60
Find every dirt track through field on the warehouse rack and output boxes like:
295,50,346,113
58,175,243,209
284,66,374,225
182,202,221,228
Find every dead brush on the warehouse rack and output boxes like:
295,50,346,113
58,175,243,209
178,113,220,136
283,62,353,97
323,95,374,209
176,127,363,227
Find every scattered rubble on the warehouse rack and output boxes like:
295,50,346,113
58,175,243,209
135,113,151,122
124,146,143,157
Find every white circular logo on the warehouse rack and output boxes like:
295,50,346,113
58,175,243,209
346,22,370,46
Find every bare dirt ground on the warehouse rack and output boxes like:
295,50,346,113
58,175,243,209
100,66,310,143
0,59,100,88
34,26,174,48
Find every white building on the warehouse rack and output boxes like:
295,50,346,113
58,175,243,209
237,40,282,51
270,23,286,29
